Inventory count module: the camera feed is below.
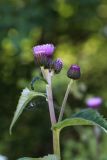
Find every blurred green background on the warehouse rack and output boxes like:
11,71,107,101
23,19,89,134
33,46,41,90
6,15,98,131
0,0,107,159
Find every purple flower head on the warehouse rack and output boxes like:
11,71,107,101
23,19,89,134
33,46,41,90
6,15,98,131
33,44,55,57
86,97,102,109
67,64,81,80
53,58,63,74
33,44,54,67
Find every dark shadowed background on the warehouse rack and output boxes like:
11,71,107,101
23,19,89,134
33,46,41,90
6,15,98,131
0,0,107,159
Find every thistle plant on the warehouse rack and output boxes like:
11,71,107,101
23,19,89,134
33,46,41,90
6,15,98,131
10,43,107,160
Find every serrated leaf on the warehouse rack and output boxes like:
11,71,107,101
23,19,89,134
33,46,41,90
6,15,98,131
10,87,46,134
53,109,107,133
17,154,58,160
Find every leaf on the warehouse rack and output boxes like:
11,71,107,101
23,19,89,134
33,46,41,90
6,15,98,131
9,87,46,134
17,154,59,160
53,109,107,133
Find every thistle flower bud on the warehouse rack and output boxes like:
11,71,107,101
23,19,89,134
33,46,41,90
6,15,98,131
86,97,102,109
33,44,55,67
33,44,54,57
53,58,63,74
67,64,80,80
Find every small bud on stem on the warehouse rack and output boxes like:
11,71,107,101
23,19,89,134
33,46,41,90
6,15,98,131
67,64,81,80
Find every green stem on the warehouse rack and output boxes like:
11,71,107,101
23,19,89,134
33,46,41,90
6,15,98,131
58,79,73,122
53,129,61,159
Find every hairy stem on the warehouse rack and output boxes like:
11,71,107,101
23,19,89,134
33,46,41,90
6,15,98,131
53,129,61,159
41,67,60,158
58,79,73,122
46,71,56,125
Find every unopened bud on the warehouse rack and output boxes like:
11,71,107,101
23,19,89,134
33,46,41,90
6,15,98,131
67,64,80,80
53,58,63,74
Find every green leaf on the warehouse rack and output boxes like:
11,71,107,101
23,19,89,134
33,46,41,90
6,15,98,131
53,109,107,133
9,87,46,134
17,154,59,160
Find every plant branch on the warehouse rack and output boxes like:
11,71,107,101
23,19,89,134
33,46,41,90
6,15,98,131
58,79,73,122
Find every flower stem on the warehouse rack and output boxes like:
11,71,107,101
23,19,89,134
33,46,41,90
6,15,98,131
46,71,56,125
58,79,73,122
41,67,56,124
53,129,61,159
41,67,61,158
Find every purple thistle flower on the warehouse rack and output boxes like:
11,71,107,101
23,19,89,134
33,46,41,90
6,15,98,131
53,58,63,74
86,97,102,109
33,44,54,57
67,64,81,80
33,44,55,67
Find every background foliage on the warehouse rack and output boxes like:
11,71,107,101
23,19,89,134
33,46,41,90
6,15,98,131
0,0,107,159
